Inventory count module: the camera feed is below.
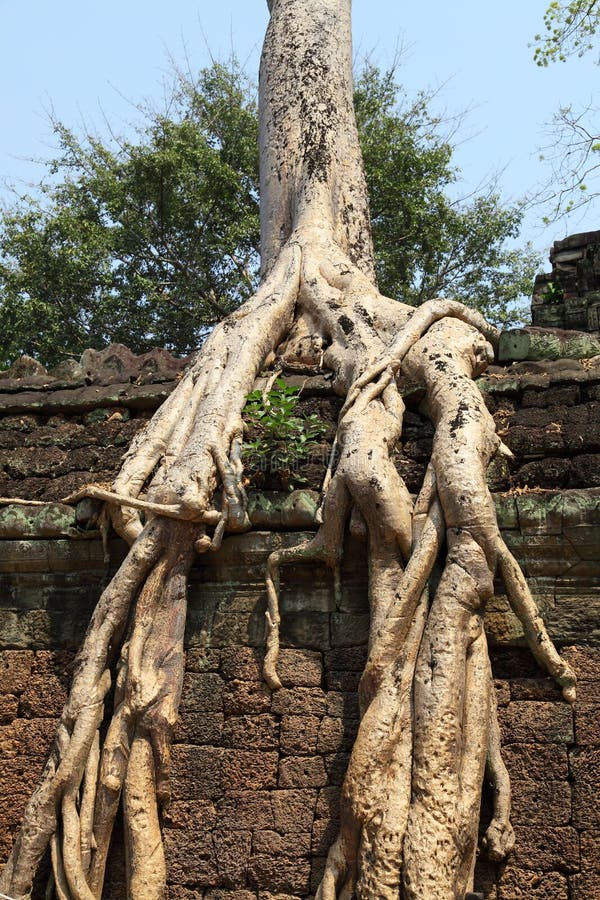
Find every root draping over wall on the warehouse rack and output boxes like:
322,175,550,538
0,1,576,898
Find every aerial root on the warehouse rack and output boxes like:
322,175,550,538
483,657,515,863
339,298,500,422
455,629,492,895
123,730,166,900
79,730,100,874
495,537,576,702
62,484,221,526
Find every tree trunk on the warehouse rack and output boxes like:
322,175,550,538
0,1,576,898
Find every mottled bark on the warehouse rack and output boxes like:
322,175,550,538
1,1,576,898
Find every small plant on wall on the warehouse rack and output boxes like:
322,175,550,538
243,378,326,489
542,280,565,303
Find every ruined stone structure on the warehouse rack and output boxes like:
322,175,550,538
533,229,600,331
1,302,599,897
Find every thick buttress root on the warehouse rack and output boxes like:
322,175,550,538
1,244,576,899
1,0,577,892
265,313,576,899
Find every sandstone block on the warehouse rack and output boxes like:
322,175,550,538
316,716,357,753
212,830,252,888
181,672,225,713
173,712,224,745
279,612,330,651
252,830,311,857
502,743,569,781
311,816,338,854
324,647,367,674
509,678,563,702
223,680,272,716
0,717,56,759
220,647,264,681
497,865,569,899
580,830,600,871
164,829,218,886
563,646,600,682
570,746,600,828
162,799,218,831
575,703,600,745
0,694,18,723
330,613,370,648
185,648,221,673
171,746,223,801
569,872,600,900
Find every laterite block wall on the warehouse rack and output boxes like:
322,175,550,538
1,341,599,898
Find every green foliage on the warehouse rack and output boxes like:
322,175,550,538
355,64,538,327
0,59,537,366
534,0,600,65
542,280,565,302
532,4,600,221
0,60,259,366
243,379,326,488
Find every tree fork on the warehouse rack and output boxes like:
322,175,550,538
1,1,576,898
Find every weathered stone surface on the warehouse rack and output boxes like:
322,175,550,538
569,871,600,900
276,649,322,687
217,792,274,832
279,756,328,789
271,789,316,834
221,715,279,751
510,779,571,826
271,688,327,718
252,831,311,857
222,750,279,792
570,746,600,828
498,701,574,744
497,865,569,899
174,713,224,745
499,328,600,363
280,715,320,755
246,855,311,895
574,703,600,745
2,347,600,895
510,826,580,872
502,741,569,781
0,649,33,693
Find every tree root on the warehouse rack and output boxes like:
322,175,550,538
264,303,575,900
1,239,576,900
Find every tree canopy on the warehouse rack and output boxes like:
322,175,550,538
534,0,600,65
0,59,537,367
534,2,600,221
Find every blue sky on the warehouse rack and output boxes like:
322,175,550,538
1,0,598,268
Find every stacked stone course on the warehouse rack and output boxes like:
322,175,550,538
1,318,600,896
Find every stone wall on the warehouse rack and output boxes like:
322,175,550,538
1,343,599,899
532,230,600,331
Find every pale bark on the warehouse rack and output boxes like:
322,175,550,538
0,1,576,898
